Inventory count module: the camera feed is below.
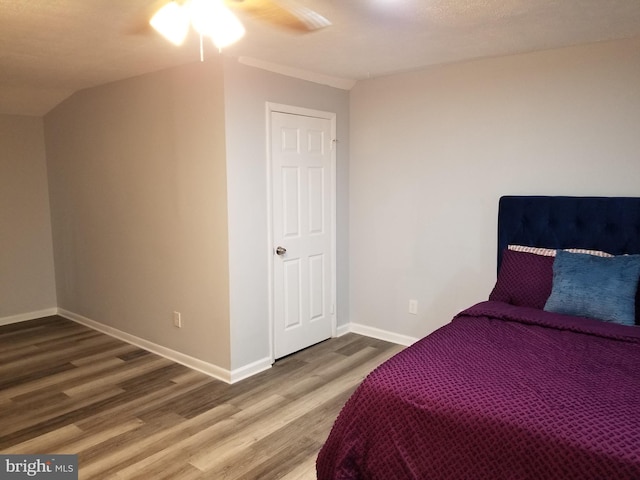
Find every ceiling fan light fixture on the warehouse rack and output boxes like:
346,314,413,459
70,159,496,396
209,20,245,49
149,1,190,46
189,0,245,49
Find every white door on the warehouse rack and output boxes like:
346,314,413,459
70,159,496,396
270,108,335,359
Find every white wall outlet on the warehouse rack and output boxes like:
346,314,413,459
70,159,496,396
173,311,182,328
408,300,418,315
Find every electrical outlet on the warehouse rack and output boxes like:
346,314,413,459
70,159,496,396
408,300,418,315
173,311,182,328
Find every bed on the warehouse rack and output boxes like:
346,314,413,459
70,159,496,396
317,196,640,480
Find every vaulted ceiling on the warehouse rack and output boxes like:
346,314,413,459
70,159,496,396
2,0,640,116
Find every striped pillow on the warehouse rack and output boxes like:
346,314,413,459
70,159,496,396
508,245,614,258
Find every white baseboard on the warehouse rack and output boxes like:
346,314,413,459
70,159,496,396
347,322,419,347
0,308,58,327
336,323,350,337
5,310,415,381
229,357,273,383
57,308,246,384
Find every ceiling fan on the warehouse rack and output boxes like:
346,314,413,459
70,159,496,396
147,0,331,51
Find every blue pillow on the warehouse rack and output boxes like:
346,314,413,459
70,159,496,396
544,250,640,326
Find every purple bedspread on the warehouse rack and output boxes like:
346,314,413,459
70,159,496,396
317,301,640,479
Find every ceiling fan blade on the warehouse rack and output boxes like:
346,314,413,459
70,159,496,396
226,0,331,32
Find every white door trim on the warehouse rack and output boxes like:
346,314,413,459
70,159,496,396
266,102,337,363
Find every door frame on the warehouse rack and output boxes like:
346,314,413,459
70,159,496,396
266,102,337,363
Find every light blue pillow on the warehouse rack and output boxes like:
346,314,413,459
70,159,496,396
544,250,640,326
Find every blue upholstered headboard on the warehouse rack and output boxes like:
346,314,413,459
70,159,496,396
497,196,640,270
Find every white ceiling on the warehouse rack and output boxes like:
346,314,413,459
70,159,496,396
2,0,640,116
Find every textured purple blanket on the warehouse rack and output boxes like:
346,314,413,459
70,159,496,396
317,301,640,479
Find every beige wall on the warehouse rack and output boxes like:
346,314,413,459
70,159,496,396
44,61,231,368
0,114,57,321
349,36,640,340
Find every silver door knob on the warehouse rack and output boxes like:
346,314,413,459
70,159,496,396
275,246,287,256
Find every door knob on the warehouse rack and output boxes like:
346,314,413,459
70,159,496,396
275,246,287,256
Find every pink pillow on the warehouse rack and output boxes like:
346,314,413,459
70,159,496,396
489,249,554,309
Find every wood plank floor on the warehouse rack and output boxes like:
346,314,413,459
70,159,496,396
0,316,403,479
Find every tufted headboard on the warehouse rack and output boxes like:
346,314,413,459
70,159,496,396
497,196,640,271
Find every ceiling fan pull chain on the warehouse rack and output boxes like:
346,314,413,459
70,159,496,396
200,33,204,62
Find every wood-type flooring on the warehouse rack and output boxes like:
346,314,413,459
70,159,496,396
0,316,403,479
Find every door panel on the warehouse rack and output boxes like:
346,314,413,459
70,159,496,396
282,166,300,237
309,253,325,320
308,166,325,234
283,259,302,329
272,110,333,359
